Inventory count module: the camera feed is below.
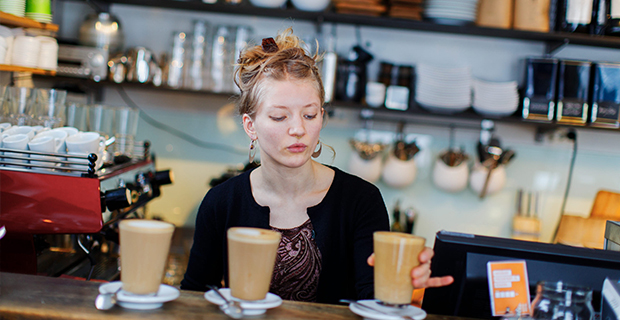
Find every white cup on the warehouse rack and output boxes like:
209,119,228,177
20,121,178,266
432,158,469,193
66,145,104,170
381,153,417,188
54,126,79,136
2,126,34,140
31,125,49,135
365,82,386,108
35,128,68,154
0,123,11,132
2,133,29,166
28,135,58,170
66,131,103,154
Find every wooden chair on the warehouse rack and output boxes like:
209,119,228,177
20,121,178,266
590,190,620,220
554,190,620,249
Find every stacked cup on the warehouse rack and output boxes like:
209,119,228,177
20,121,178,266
25,0,52,23
30,88,67,128
37,36,58,71
0,0,26,17
12,35,40,68
113,107,139,156
0,36,7,66
2,87,33,126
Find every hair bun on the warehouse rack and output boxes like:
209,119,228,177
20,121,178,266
261,37,278,53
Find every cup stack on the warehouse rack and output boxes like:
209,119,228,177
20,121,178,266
25,0,52,23
37,36,58,71
0,0,26,17
11,35,40,68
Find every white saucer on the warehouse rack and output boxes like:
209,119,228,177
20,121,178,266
348,300,427,320
204,288,282,316
99,282,180,310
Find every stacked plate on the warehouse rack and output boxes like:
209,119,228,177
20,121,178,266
0,0,26,17
425,0,479,25
472,79,519,117
415,63,472,114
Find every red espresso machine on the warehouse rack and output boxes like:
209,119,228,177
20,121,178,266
0,141,173,280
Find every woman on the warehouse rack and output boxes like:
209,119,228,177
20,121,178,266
180,28,453,304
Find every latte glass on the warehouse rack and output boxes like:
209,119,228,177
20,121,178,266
227,227,281,301
373,232,426,306
119,219,175,295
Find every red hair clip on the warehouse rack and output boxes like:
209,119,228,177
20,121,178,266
262,37,278,53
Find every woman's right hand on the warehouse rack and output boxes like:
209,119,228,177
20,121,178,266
367,248,454,289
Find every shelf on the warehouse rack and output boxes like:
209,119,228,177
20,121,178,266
0,12,58,32
0,64,56,75
35,74,618,134
102,0,620,50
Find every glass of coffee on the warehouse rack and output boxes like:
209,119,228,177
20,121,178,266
227,227,281,301
373,231,426,306
119,219,175,295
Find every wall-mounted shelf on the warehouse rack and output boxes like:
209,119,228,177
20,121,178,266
101,0,620,50
35,75,617,135
0,64,56,75
0,12,58,32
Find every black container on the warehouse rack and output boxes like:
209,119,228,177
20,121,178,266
522,57,559,122
590,62,620,128
556,60,591,125
335,45,373,103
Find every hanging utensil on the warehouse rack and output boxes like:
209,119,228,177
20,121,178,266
392,122,419,161
479,145,502,199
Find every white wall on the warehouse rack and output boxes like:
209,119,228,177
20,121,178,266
56,3,620,245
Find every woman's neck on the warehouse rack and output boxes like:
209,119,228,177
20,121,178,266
254,160,319,197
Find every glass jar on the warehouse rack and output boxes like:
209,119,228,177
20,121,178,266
531,281,594,320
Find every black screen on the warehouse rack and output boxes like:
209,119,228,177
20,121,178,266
422,231,620,319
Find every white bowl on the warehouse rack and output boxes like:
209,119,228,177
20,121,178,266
291,0,330,11
249,0,287,8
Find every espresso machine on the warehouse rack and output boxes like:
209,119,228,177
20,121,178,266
0,141,173,280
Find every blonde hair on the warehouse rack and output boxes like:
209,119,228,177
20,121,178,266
234,28,325,118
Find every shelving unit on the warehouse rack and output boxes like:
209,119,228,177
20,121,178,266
101,0,620,50
38,1,620,135
35,75,610,136
0,64,56,75
0,12,58,77
0,12,59,32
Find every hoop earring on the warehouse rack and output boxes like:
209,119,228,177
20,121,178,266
312,140,322,158
249,139,257,163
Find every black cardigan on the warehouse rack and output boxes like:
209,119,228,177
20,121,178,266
180,166,390,304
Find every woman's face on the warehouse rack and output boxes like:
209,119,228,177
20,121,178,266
243,78,323,168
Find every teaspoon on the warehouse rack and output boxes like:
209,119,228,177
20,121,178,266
95,286,122,310
207,285,244,319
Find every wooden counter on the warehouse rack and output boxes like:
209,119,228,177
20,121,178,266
0,272,464,320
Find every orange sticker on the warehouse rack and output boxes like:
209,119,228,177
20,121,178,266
487,260,531,317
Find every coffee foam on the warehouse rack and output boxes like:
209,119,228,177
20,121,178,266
227,227,281,244
374,231,425,244
121,220,175,233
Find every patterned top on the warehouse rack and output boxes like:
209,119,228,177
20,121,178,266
269,219,322,302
